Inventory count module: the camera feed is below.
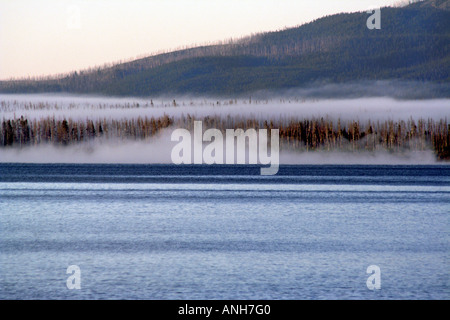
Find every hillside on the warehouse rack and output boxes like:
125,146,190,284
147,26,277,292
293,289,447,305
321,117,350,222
1,0,449,97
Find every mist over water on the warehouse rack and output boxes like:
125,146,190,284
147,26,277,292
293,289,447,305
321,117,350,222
1,84,449,300
1,90,448,165
1,92,449,122
0,136,442,165
0,136,174,164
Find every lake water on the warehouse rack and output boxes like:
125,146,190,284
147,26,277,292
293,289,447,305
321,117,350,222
0,164,449,300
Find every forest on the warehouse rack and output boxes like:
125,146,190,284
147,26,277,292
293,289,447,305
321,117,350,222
0,0,448,97
1,113,449,160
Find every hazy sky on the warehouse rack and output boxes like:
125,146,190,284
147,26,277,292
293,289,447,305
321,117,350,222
0,0,397,80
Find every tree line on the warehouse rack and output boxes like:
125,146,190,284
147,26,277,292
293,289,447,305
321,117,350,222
2,114,449,160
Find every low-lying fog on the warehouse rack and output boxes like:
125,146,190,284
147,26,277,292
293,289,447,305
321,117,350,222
0,139,441,165
1,90,448,165
1,93,449,122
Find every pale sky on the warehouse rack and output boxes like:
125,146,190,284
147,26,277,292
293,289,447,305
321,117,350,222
0,0,397,80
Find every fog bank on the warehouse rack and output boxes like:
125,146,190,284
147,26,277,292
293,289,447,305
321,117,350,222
1,94,449,123
0,138,442,165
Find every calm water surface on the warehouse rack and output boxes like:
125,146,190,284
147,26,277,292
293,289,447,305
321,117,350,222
0,164,449,299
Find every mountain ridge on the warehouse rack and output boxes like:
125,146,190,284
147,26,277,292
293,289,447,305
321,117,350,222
1,0,449,97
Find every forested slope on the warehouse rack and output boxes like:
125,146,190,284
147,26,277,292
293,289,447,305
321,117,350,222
1,0,449,96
